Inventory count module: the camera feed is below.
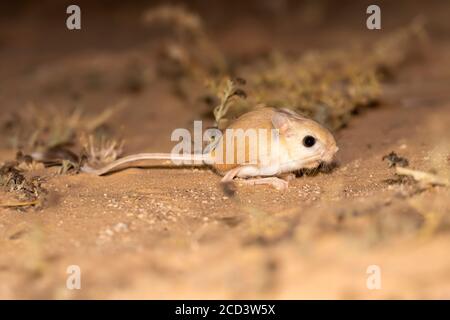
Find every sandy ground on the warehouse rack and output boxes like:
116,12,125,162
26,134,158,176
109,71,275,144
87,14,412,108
0,1,449,299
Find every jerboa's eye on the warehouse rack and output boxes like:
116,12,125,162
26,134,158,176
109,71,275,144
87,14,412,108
302,135,316,148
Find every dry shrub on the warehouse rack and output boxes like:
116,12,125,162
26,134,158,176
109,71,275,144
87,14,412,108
207,20,427,130
144,4,427,131
143,5,226,82
0,102,124,153
80,134,125,167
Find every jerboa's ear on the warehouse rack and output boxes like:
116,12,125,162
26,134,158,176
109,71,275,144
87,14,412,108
271,111,291,134
279,108,307,120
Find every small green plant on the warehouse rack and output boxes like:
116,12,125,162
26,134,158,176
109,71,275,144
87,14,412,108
0,102,125,175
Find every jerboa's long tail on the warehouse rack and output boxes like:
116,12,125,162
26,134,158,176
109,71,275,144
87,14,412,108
81,153,209,176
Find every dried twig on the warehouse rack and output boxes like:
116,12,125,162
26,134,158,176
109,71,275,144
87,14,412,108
0,200,40,208
396,167,449,187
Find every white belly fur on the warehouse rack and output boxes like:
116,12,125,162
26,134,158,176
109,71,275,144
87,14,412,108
235,143,304,178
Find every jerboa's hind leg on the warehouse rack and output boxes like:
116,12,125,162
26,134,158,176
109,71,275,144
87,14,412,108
220,166,289,190
237,177,288,190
